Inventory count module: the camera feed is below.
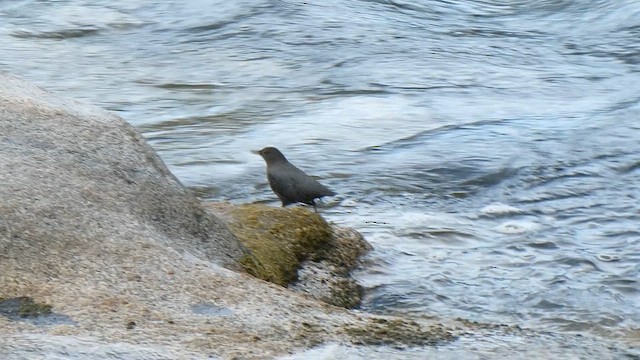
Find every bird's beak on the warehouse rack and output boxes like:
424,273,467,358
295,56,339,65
251,149,261,155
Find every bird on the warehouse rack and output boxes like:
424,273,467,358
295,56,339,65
253,147,335,212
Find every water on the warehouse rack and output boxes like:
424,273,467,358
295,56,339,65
2,0,639,348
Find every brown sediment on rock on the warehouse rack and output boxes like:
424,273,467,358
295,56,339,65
452,317,523,333
343,317,456,347
206,202,372,307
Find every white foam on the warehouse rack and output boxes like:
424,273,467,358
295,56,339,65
340,199,358,207
480,203,523,216
248,96,434,151
596,254,621,262
395,212,470,229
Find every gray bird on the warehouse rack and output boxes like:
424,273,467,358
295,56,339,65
253,147,335,211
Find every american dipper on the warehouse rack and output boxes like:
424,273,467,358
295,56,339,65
253,147,335,211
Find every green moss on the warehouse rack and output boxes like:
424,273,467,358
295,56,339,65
0,297,52,318
18,297,52,317
454,317,520,332
313,228,372,273
327,280,363,309
344,317,456,348
292,321,330,348
225,205,334,286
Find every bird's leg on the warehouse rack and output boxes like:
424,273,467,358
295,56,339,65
312,200,317,213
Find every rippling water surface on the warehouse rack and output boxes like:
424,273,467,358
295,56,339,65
2,0,639,349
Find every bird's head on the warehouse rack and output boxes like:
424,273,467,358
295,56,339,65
252,147,288,164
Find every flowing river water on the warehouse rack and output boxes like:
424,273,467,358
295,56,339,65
2,0,639,358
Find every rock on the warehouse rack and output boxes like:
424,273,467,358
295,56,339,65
206,203,334,286
0,71,246,269
0,72,455,358
206,203,372,308
290,227,372,308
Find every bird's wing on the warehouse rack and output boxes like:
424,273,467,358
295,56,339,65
268,163,335,204
288,164,334,196
267,170,297,203
299,174,335,197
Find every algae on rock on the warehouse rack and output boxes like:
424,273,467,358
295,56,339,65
0,297,52,318
209,204,333,286
343,317,456,348
206,203,372,308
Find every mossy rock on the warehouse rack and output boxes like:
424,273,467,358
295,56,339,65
18,298,52,317
344,317,456,348
328,279,364,309
314,227,372,273
0,297,52,318
210,204,334,286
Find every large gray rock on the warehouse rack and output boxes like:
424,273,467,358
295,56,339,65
0,71,246,273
